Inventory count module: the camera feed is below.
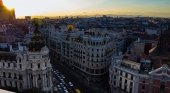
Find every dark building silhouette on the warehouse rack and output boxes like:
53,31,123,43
150,27,170,68
28,22,45,52
0,0,15,22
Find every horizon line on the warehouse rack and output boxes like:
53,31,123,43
17,14,170,19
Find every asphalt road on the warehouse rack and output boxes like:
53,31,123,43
52,65,76,93
51,60,108,93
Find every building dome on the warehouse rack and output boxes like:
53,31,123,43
28,23,45,52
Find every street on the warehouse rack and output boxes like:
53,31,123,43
51,60,109,93
52,64,77,93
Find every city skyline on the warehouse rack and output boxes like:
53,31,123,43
3,0,170,18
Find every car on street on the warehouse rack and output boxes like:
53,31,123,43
68,82,74,87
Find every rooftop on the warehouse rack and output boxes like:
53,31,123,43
0,51,16,61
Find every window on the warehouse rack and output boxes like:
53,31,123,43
92,54,94,57
3,72,6,78
142,85,145,89
8,73,11,78
130,82,133,86
8,63,10,67
120,71,122,75
38,63,40,68
14,63,16,68
38,74,41,80
125,79,127,84
45,62,47,67
120,77,122,81
19,58,21,63
14,73,17,79
19,64,22,69
3,63,5,67
114,76,116,79
19,75,23,80
125,73,128,77
31,63,33,68
131,76,133,80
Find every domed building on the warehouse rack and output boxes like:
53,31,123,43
0,0,15,22
0,24,53,92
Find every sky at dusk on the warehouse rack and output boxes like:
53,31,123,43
3,0,170,17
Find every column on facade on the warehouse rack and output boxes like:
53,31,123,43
33,75,35,87
12,81,15,88
12,73,15,88
35,75,38,88
42,74,45,88
44,74,47,88
6,80,9,87
17,82,20,90
44,74,48,87
27,74,30,88
133,76,139,93
22,74,26,89
1,80,4,87
49,72,53,92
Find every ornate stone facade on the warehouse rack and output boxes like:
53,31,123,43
110,55,170,93
0,46,53,92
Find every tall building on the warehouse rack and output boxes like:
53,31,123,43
0,0,15,22
46,25,116,86
0,28,53,92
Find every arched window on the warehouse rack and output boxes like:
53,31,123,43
19,75,23,80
